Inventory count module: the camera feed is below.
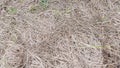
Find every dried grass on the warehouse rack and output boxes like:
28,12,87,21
0,0,120,68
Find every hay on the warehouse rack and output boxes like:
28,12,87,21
0,0,120,68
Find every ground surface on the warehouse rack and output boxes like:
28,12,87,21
0,0,120,68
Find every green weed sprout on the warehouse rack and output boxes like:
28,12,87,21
39,0,48,10
18,0,24,3
11,36,17,42
54,9,60,16
101,15,108,21
30,6,39,12
90,45,104,48
6,6,16,14
65,8,71,14
65,3,72,14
